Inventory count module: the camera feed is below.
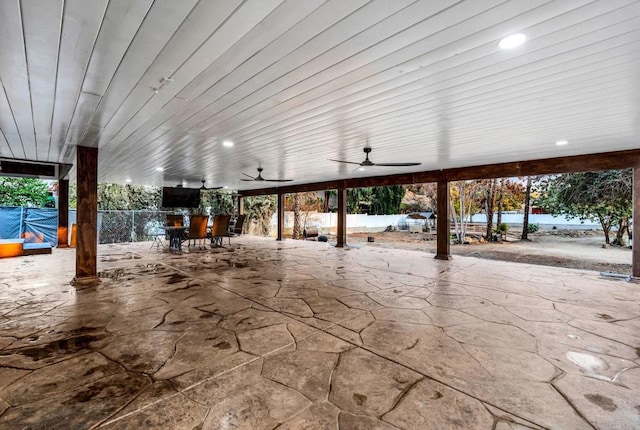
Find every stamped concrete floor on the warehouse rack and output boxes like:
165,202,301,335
0,237,639,429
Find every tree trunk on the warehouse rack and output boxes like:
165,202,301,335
597,214,612,245
613,217,628,246
522,176,532,240
323,190,330,213
292,193,302,239
485,179,496,241
496,178,505,227
459,182,467,243
450,197,460,243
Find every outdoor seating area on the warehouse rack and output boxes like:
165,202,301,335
1,237,638,429
156,214,244,254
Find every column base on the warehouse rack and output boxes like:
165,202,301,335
71,276,101,288
434,254,452,260
57,244,70,249
335,243,345,248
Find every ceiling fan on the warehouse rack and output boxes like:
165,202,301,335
329,147,421,168
200,179,223,190
241,167,293,182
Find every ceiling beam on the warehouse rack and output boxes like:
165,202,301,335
239,148,640,196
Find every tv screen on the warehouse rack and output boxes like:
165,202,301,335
162,187,201,208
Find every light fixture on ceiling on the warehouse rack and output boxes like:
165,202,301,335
153,77,173,94
223,140,234,147
358,167,366,171
156,167,164,172
555,140,569,146
498,33,527,49
125,178,132,183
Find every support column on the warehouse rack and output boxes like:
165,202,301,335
72,146,100,287
276,192,284,241
435,180,452,260
237,195,244,215
336,187,347,248
57,179,69,248
633,168,640,278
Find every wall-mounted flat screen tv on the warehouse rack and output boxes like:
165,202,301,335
162,187,201,208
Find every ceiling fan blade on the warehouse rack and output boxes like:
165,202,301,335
328,158,361,165
242,172,255,179
373,162,422,167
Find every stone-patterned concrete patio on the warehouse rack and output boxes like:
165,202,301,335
0,236,639,429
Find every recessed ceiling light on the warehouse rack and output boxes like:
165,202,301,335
125,179,132,183
358,167,366,171
156,167,164,172
223,140,234,147
499,33,527,49
223,186,229,189
555,140,569,146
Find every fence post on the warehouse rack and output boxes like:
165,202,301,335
131,211,135,242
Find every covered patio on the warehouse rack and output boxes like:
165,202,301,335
2,1,640,428
1,237,639,429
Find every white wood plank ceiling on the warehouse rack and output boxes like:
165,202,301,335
1,0,639,190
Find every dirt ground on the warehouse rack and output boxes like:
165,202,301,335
345,230,633,274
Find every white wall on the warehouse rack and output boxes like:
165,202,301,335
265,211,602,236
470,213,600,228
272,212,407,234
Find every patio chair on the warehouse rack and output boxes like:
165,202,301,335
166,214,184,227
210,214,231,247
185,215,209,249
231,214,246,236
148,224,166,249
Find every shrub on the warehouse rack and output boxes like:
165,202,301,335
527,223,539,233
497,223,509,234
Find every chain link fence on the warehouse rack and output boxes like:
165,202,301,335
0,207,187,246
96,210,181,244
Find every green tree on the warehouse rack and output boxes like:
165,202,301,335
244,195,277,236
200,190,234,215
127,185,162,210
0,177,50,207
98,183,131,210
370,185,405,215
347,186,405,214
285,192,324,238
347,188,372,213
535,170,632,244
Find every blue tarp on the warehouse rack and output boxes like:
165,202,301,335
0,207,59,245
0,207,23,239
24,208,58,246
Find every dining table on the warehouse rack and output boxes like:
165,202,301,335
164,226,188,254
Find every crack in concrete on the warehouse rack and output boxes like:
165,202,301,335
550,373,598,430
